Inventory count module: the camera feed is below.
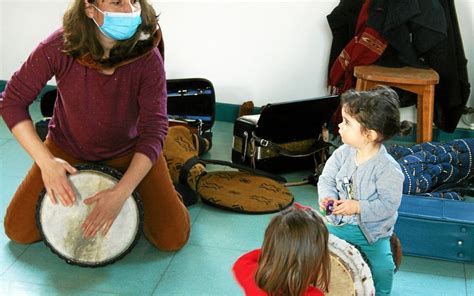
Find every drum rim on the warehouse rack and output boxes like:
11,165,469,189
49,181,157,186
36,163,144,268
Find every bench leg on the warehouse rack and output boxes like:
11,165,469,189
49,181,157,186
355,78,366,91
416,85,435,143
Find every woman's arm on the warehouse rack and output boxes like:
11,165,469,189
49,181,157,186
82,152,152,237
2,31,75,205
12,120,77,206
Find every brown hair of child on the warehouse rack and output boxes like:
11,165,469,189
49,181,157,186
255,207,331,296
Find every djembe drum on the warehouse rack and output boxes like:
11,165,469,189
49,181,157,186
163,126,294,213
36,164,143,267
328,234,375,296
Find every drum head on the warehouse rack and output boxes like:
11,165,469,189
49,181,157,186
327,234,375,296
36,164,143,267
197,171,293,213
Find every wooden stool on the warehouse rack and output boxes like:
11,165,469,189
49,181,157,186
354,65,439,143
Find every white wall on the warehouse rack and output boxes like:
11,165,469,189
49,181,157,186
1,0,473,125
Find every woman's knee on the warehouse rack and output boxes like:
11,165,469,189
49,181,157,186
4,216,41,244
145,224,190,252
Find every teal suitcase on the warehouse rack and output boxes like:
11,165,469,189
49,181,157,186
395,195,474,263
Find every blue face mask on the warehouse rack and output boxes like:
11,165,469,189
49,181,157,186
92,5,142,41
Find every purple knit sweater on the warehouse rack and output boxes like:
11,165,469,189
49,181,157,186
1,29,168,164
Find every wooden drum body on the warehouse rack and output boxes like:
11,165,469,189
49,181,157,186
328,234,375,296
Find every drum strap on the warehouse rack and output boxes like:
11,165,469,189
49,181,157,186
251,133,335,157
201,159,287,183
179,156,203,185
179,156,287,185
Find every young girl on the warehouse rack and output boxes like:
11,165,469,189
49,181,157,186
318,87,411,296
233,206,331,296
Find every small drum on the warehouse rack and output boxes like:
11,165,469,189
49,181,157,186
328,234,375,296
36,164,143,267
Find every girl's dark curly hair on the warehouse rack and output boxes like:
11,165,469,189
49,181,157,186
341,86,412,142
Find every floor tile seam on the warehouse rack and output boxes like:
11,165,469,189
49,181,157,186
400,256,467,280
186,241,251,253
1,262,131,295
396,268,467,279
190,207,204,227
0,278,120,295
1,174,27,178
466,264,469,296
150,252,179,295
0,244,32,278
0,139,12,148
6,268,169,295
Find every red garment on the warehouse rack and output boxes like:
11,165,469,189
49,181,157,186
1,29,168,164
328,0,388,94
233,249,325,296
327,0,388,135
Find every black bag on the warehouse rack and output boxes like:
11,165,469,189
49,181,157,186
167,78,215,142
35,88,57,141
232,95,340,173
34,78,217,142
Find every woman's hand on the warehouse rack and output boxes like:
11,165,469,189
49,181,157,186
39,157,77,206
81,152,152,238
81,188,129,238
332,200,360,216
319,197,338,213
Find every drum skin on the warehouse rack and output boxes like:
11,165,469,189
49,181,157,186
36,164,143,267
328,234,375,296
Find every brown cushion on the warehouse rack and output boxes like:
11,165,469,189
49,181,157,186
197,171,293,213
163,126,202,185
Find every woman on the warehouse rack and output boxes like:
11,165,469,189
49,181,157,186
1,0,190,251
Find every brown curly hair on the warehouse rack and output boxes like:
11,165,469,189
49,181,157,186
62,0,159,67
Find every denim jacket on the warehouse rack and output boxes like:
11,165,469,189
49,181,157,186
318,144,404,244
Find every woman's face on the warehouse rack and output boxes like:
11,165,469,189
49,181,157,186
89,0,141,26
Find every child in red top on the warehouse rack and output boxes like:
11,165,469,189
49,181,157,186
233,206,330,296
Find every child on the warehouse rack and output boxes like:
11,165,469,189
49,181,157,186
318,87,411,296
233,206,330,296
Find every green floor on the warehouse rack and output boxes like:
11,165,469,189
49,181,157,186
0,101,473,295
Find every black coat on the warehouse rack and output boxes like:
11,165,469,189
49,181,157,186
326,0,364,74
327,0,471,132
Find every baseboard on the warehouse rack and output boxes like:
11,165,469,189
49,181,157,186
2,80,473,142
0,80,57,102
0,80,6,93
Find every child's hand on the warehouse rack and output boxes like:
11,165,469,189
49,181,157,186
319,197,338,213
333,200,360,215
